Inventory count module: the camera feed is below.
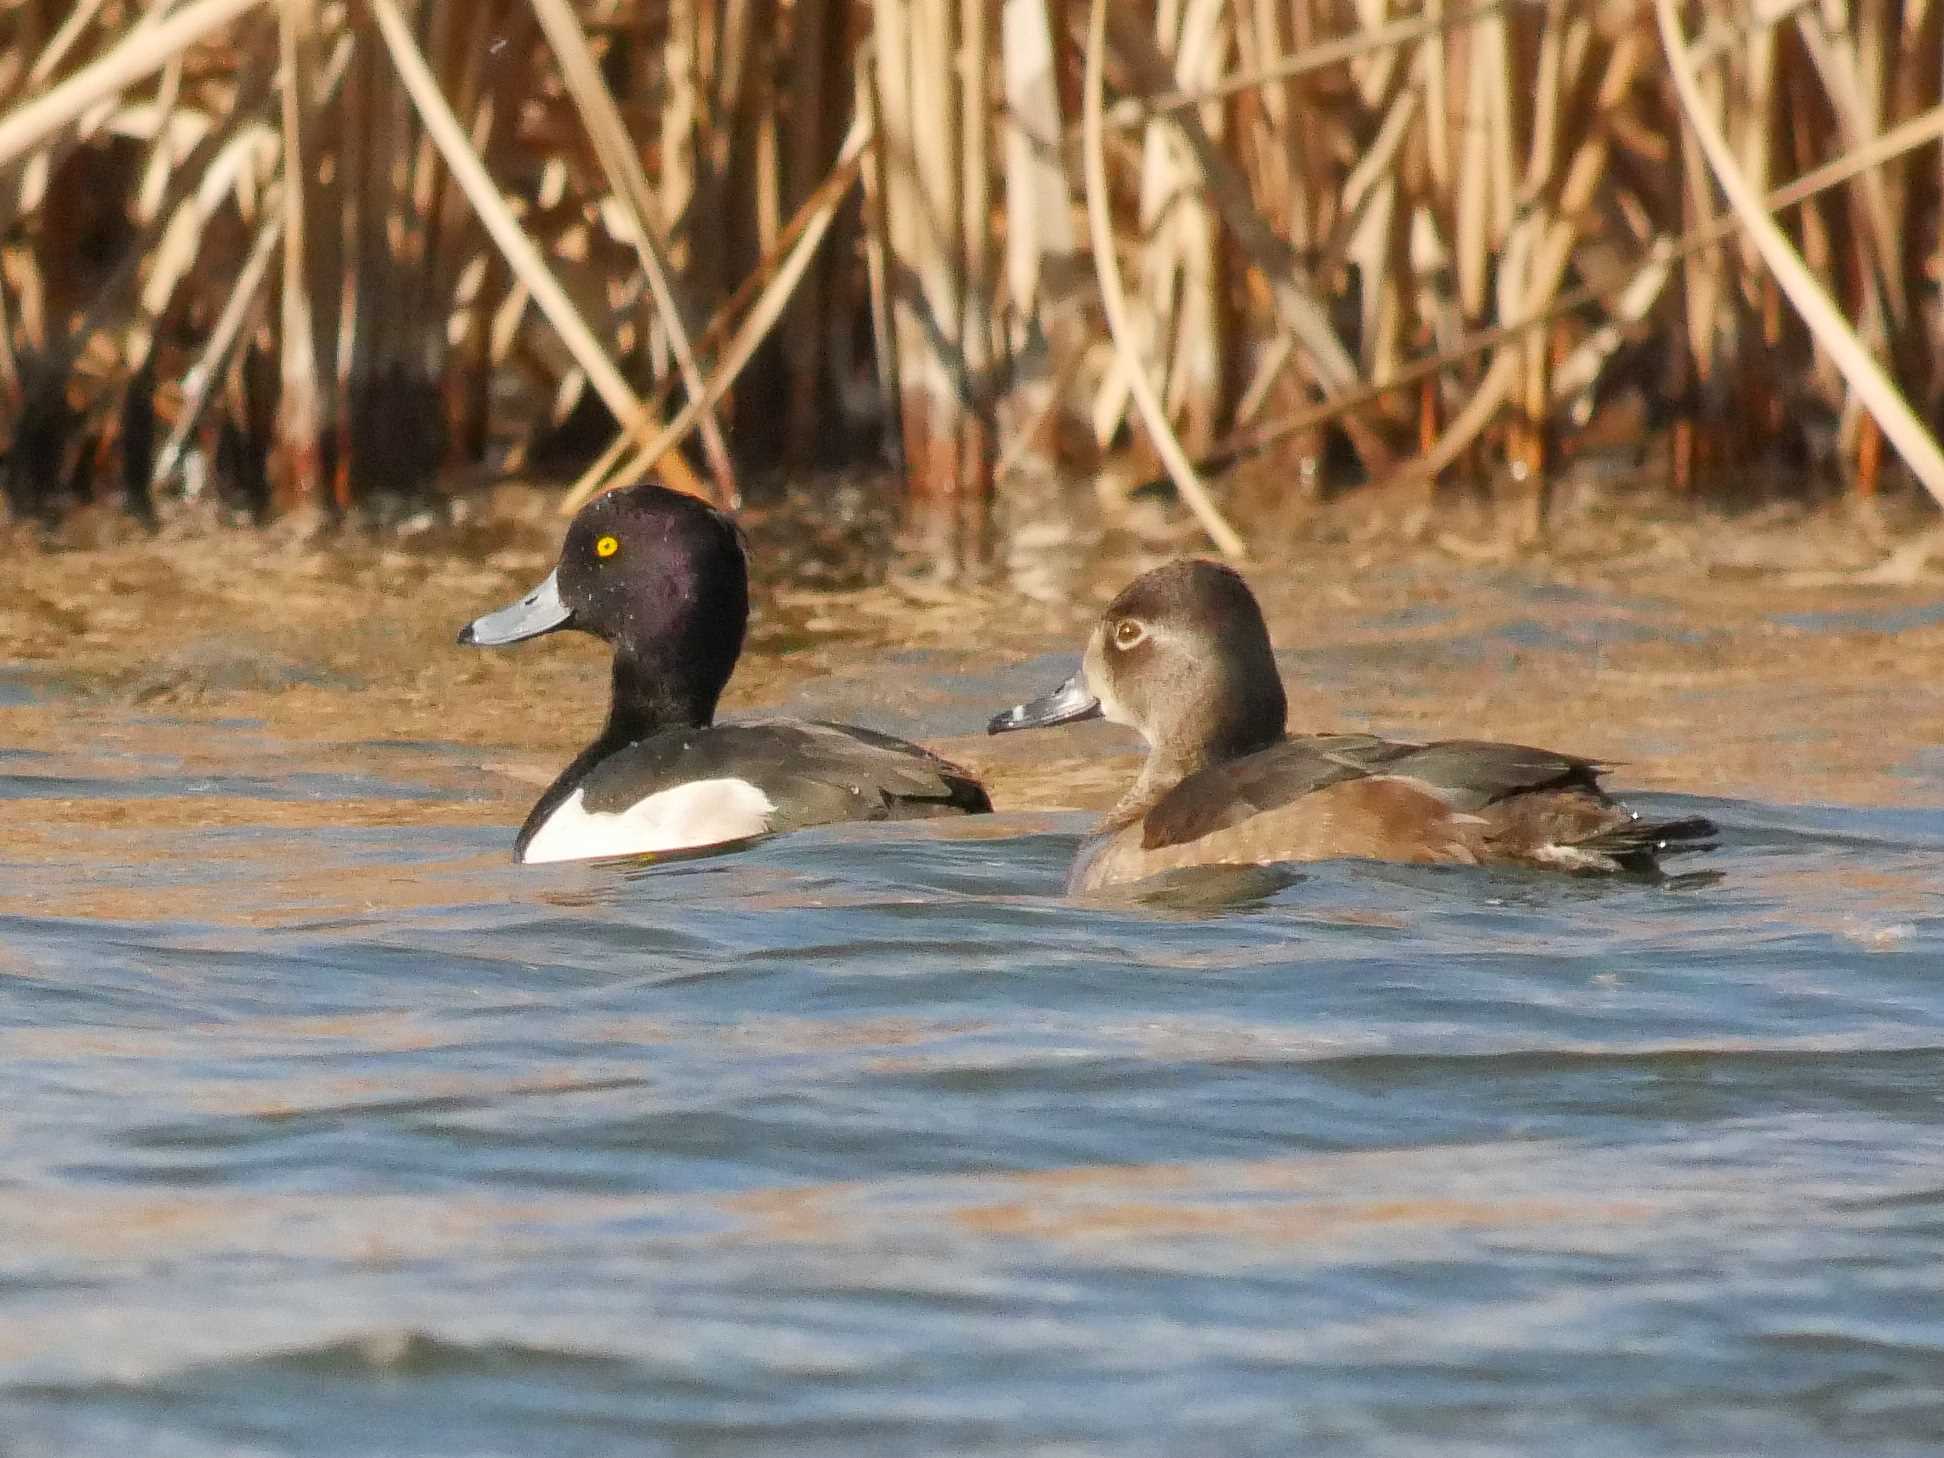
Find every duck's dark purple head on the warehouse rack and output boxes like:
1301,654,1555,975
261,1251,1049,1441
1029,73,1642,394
459,482,749,726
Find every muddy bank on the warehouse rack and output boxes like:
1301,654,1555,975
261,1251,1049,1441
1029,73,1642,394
5,479,1944,848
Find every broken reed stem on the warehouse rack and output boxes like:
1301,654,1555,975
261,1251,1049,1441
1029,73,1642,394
0,0,266,168
868,0,996,522
1082,0,1243,558
558,111,874,515
154,201,283,488
911,0,968,504
275,0,324,508
1654,0,1944,506
959,0,994,511
366,0,707,501
526,0,739,507
1226,94,1944,465
1102,0,1512,132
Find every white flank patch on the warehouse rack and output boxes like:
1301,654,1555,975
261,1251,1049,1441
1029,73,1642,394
1530,843,1614,871
521,780,776,864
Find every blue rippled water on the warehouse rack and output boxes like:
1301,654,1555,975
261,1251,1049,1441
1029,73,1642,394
5,728,1944,1456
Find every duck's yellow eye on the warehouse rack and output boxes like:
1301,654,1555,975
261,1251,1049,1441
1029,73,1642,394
595,534,619,559
1114,618,1147,649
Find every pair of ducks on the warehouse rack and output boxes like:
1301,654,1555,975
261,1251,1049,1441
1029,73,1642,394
461,483,1714,892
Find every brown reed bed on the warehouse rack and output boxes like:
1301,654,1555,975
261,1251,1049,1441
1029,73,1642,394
0,0,1941,571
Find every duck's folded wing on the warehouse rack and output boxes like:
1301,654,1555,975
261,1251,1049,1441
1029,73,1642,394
1139,736,1416,850
684,720,992,829
1387,739,1607,810
1138,734,1606,852
779,720,991,825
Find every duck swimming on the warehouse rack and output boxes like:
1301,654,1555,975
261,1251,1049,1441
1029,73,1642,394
460,483,991,863
988,559,1715,894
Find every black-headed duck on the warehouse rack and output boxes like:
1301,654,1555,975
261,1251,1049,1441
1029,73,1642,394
460,482,991,863
989,559,1714,894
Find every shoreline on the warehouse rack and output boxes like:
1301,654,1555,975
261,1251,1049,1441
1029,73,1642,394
5,481,1944,842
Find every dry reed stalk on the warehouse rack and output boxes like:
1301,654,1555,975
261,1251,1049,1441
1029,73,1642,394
1675,8,1729,489
1229,0,1287,239
340,6,384,411
451,2,534,462
367,0,705,500
0,249,18,409
1331,69,1420,379
1401,17,1639,496
1450,6,1497,322
1098,4,1393,479
1786,50,1846,412
1081,0,1242,557
1654,0,1944,506
411,0,495,344
1,0,1940,549
527,0,738,505
558,110,874,514
1230,94,1944,463
395,0,452,366
912,0,968,505
1105,0,1508,132
1798,0,1905,324
959,0,995,524
870,0,993,532
658,0,700,301
779,0,840,459
1161,0,1230,454
747,6,783,267
1091,0,1198,452
853,49,898,439
1729,6,1781,456
870,0,921,472
274,0,325,508
4,225,45,363
22,0,119,99
153,202,282,487
0,0,264,169
996,0,1079,473
703,0,761,333
1787,7,1875,488
1411,0,1460,473
1505,0,1578,533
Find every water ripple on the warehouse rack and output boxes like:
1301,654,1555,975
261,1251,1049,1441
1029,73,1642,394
6,759,1944,1455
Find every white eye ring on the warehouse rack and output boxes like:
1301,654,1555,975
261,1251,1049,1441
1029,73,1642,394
1112,619,1147,649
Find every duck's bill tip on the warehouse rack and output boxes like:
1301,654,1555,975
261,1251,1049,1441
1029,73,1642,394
460,567,573,648
987,674,1102,734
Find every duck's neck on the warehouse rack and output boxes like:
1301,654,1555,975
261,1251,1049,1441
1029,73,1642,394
600,647,719,747
514,649,719,860
1107,710,1284,827
1108,743,1212,826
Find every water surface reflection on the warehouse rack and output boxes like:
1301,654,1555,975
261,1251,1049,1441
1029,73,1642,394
5,660,1944,1455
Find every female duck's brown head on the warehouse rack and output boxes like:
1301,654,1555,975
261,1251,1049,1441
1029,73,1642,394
991,560,1287,773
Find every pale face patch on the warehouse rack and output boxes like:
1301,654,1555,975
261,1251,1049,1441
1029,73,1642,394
520,779,776,864
1082,634,1139,736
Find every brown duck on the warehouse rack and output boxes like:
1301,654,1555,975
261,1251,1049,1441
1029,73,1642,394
988,560,1716,894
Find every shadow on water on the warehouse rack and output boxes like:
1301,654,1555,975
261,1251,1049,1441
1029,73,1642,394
5,702,1944,1455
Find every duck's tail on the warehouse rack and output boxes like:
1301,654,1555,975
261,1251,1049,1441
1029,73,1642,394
1582,812,1719,872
